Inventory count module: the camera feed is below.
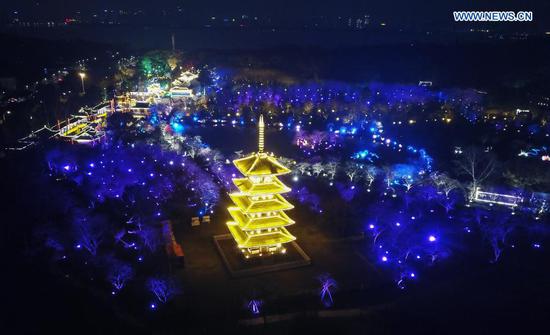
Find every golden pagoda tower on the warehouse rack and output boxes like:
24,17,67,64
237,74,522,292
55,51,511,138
226,115,296,258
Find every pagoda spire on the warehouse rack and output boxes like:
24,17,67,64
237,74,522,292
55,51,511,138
258,114,265,153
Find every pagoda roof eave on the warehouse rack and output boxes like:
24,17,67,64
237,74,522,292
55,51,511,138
233,177,291,195
227,223,296,248
229,193,294,213
233,153,291,176
228,207,295,230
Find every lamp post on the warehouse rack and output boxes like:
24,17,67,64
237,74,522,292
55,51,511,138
79,72,86,94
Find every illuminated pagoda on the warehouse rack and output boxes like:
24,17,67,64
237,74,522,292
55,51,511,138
226,115,296,258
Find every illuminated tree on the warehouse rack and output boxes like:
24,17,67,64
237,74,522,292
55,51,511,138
107,259,134,291
325,160,339,180
367,218,385,245
137,226,161,253
455,147,497,200
400,176,416,192
318,273,338,307
140,57,153,78
182,135,206,158
417,184,439,203
166,54,180,71
469,206,489,226
295,162,311,175
247,299,262,315
193,175,220,213
383,165,395,189
345,162,361,182
115,56,137,90
73,213,106,256
363,164,378,187
293,187,321,212
311,162,324,176
114,229,133,249
336,182,357,202
477,211,515,263
140,52,171,79
277,156,297,170
430,172,461,198
234,150,244,158
437,193,459,213
148,277,180,303
503,163,550,190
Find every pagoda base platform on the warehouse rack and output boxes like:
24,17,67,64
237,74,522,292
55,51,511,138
213,234,311,277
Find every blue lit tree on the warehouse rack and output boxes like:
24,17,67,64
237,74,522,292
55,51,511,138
477,211,515,263
247,299,263,315
292,187,321,212
136,226,161,253
72,210,107,257
437,192,461,214
148,277,180,304
318,273,338,307
106,258,134,291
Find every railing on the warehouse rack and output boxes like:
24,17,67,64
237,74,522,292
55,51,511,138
473,187,523,207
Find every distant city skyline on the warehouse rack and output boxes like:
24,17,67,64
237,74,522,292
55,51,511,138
2,0,549,30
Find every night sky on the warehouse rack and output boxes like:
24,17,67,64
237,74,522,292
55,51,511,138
2,0,550,29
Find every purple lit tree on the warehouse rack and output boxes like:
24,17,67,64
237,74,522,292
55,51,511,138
471,206,489,225
370,222,385,246
148,277,180,303
336,182,357,202
247,299,263,315
417,184,439,203
107,259,134,291
73,212,107,256
318,273,338,307
137,226,161,253
437,193,460,214
292,187,322,212
477,211,515,263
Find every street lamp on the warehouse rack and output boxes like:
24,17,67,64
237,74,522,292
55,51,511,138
79,72,86,94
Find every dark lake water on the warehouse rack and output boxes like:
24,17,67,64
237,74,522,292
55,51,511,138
189,125,300,157
4,25,452,50
187,124,418,167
